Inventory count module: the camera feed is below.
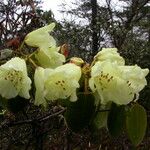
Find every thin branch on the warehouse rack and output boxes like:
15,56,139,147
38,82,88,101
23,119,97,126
39,108,66,122
0,107,66,128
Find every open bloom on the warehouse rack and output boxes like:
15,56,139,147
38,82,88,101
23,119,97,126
94,48,125,65
25,23,56,48
89,61,149,105
34,63,81,107
25,23,65,68
0,57,31,99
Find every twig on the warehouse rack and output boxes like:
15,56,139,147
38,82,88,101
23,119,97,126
28,57,38,68
0,107,66,128
39,108,66,122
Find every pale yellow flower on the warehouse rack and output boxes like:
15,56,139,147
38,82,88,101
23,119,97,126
34,63,81,107
35,47,65,68
25,23,56,49
89,61,149,105
25,23,65,68
0,57,31,99
94,48,125,65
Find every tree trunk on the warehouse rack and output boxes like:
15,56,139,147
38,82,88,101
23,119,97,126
91,0,98,57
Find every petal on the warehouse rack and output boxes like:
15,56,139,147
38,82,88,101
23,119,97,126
34,64,81,106
0,58,31,99
34,67,47,107
35,47,65,68
55,63,81,81
19,77,31,99
45,64,81,101
1,57,27,72
25,23,56,48
70,89,78,102
0,74,18,99
89,78,96,92
90,61,136,105
97,76,134,105
45,73,73,100
119,65,149,93
95,48,125,65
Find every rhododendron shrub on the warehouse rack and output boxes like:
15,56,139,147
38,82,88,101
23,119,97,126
0,23,149,146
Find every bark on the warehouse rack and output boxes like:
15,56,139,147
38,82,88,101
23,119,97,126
91,0,98,56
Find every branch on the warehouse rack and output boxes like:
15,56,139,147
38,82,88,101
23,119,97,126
125,0,150,30
39,107,67,122
0,107,66,129
91,0,98,56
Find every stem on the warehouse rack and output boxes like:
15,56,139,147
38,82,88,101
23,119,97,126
84,77,89,94
28,58,38,68
17,40,25,52
28,50,37,58
13,50,26,57
90,57,97,69
82,64,91,94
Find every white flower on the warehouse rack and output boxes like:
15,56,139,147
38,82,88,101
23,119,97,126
25,23,65,68
0,57,31,99
94,48,125,65
34,67,47,107
34,63,81,107
25,23,56,49
89,61,149,105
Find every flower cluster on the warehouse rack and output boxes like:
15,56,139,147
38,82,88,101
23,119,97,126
0,23,149,108
89,48,149,105
25,23,65,68
0,23,81,108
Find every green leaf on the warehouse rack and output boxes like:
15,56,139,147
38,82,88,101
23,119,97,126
126,103,147,146
0,96,7,108
92,111,109,130
65,93,95,132
107,103,126,137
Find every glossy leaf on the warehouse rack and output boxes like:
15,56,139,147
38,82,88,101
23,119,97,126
126,103,147,146
107,103,126,137
65,93,95,132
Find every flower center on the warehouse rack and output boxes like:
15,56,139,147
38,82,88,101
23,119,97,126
95,71,114,91
4,70,23,90
55,80,66,91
